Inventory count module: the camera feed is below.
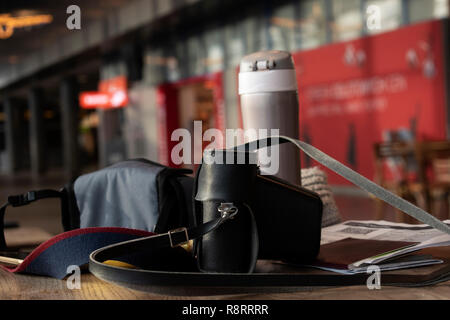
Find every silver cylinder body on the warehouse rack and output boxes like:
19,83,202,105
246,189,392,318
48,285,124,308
239,51,301,186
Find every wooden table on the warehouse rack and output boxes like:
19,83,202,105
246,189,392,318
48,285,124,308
1,227,450,300
1,268,449,300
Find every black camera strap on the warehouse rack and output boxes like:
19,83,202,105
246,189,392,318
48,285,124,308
89,135,450,289
89,208,234,270
236,136,450,236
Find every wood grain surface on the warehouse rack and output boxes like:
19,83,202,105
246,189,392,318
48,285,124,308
1,269,449,300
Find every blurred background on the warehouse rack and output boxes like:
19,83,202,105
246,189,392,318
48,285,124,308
0,0,449,235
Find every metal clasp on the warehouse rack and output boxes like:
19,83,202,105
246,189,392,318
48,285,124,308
217,202,238,219
26,191,36,202
167,227,189,248
8,191,36,207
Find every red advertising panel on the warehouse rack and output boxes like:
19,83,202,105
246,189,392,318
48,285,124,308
80,76,129,109
208,72,226,137
156,72,225,167
293,20,447,185
156,83,179,167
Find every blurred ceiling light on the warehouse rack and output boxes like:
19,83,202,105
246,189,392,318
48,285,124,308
0,13,53,39
201,57,223,67
271,17,299,29
271,16,321,29
271,4,324,30
14,10,40,17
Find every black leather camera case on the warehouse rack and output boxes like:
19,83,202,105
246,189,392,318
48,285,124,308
193,151,323,273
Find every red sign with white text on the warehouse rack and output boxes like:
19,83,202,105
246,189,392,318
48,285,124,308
293,20,447,184
80,76,129,109
80,92,109,109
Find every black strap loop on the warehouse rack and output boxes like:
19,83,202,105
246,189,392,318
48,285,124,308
90,211,235,263
0,189,63,249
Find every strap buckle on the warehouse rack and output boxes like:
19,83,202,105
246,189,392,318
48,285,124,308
8,191,36,207
167,227,189,248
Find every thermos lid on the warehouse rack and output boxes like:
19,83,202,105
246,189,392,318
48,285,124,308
239,50,295,73
238,50,298,95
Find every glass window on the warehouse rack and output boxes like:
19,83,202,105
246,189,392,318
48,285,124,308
165,43,181,83
203,27,225,74
186,34,206,77
365,0,402,35
242,9,269,54
331,0,364,42
409,0,449,23
269,2,297,51
296,0,328,50
258,14,271,51
143,47,168,85
173,38,189,81
224,21,246,68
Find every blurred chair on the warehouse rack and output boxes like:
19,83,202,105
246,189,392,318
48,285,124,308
415,141,450,220
373,141,425,222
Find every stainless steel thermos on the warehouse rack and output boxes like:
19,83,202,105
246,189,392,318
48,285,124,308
239,50,301,186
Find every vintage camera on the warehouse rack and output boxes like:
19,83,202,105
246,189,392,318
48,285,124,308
193,148,323,273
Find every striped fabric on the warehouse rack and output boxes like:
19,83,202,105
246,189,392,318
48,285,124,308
301,167,341,227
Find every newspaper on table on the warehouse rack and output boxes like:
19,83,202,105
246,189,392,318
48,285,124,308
320,219,450,273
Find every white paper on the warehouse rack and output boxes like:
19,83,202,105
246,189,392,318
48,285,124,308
320,219,450,269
